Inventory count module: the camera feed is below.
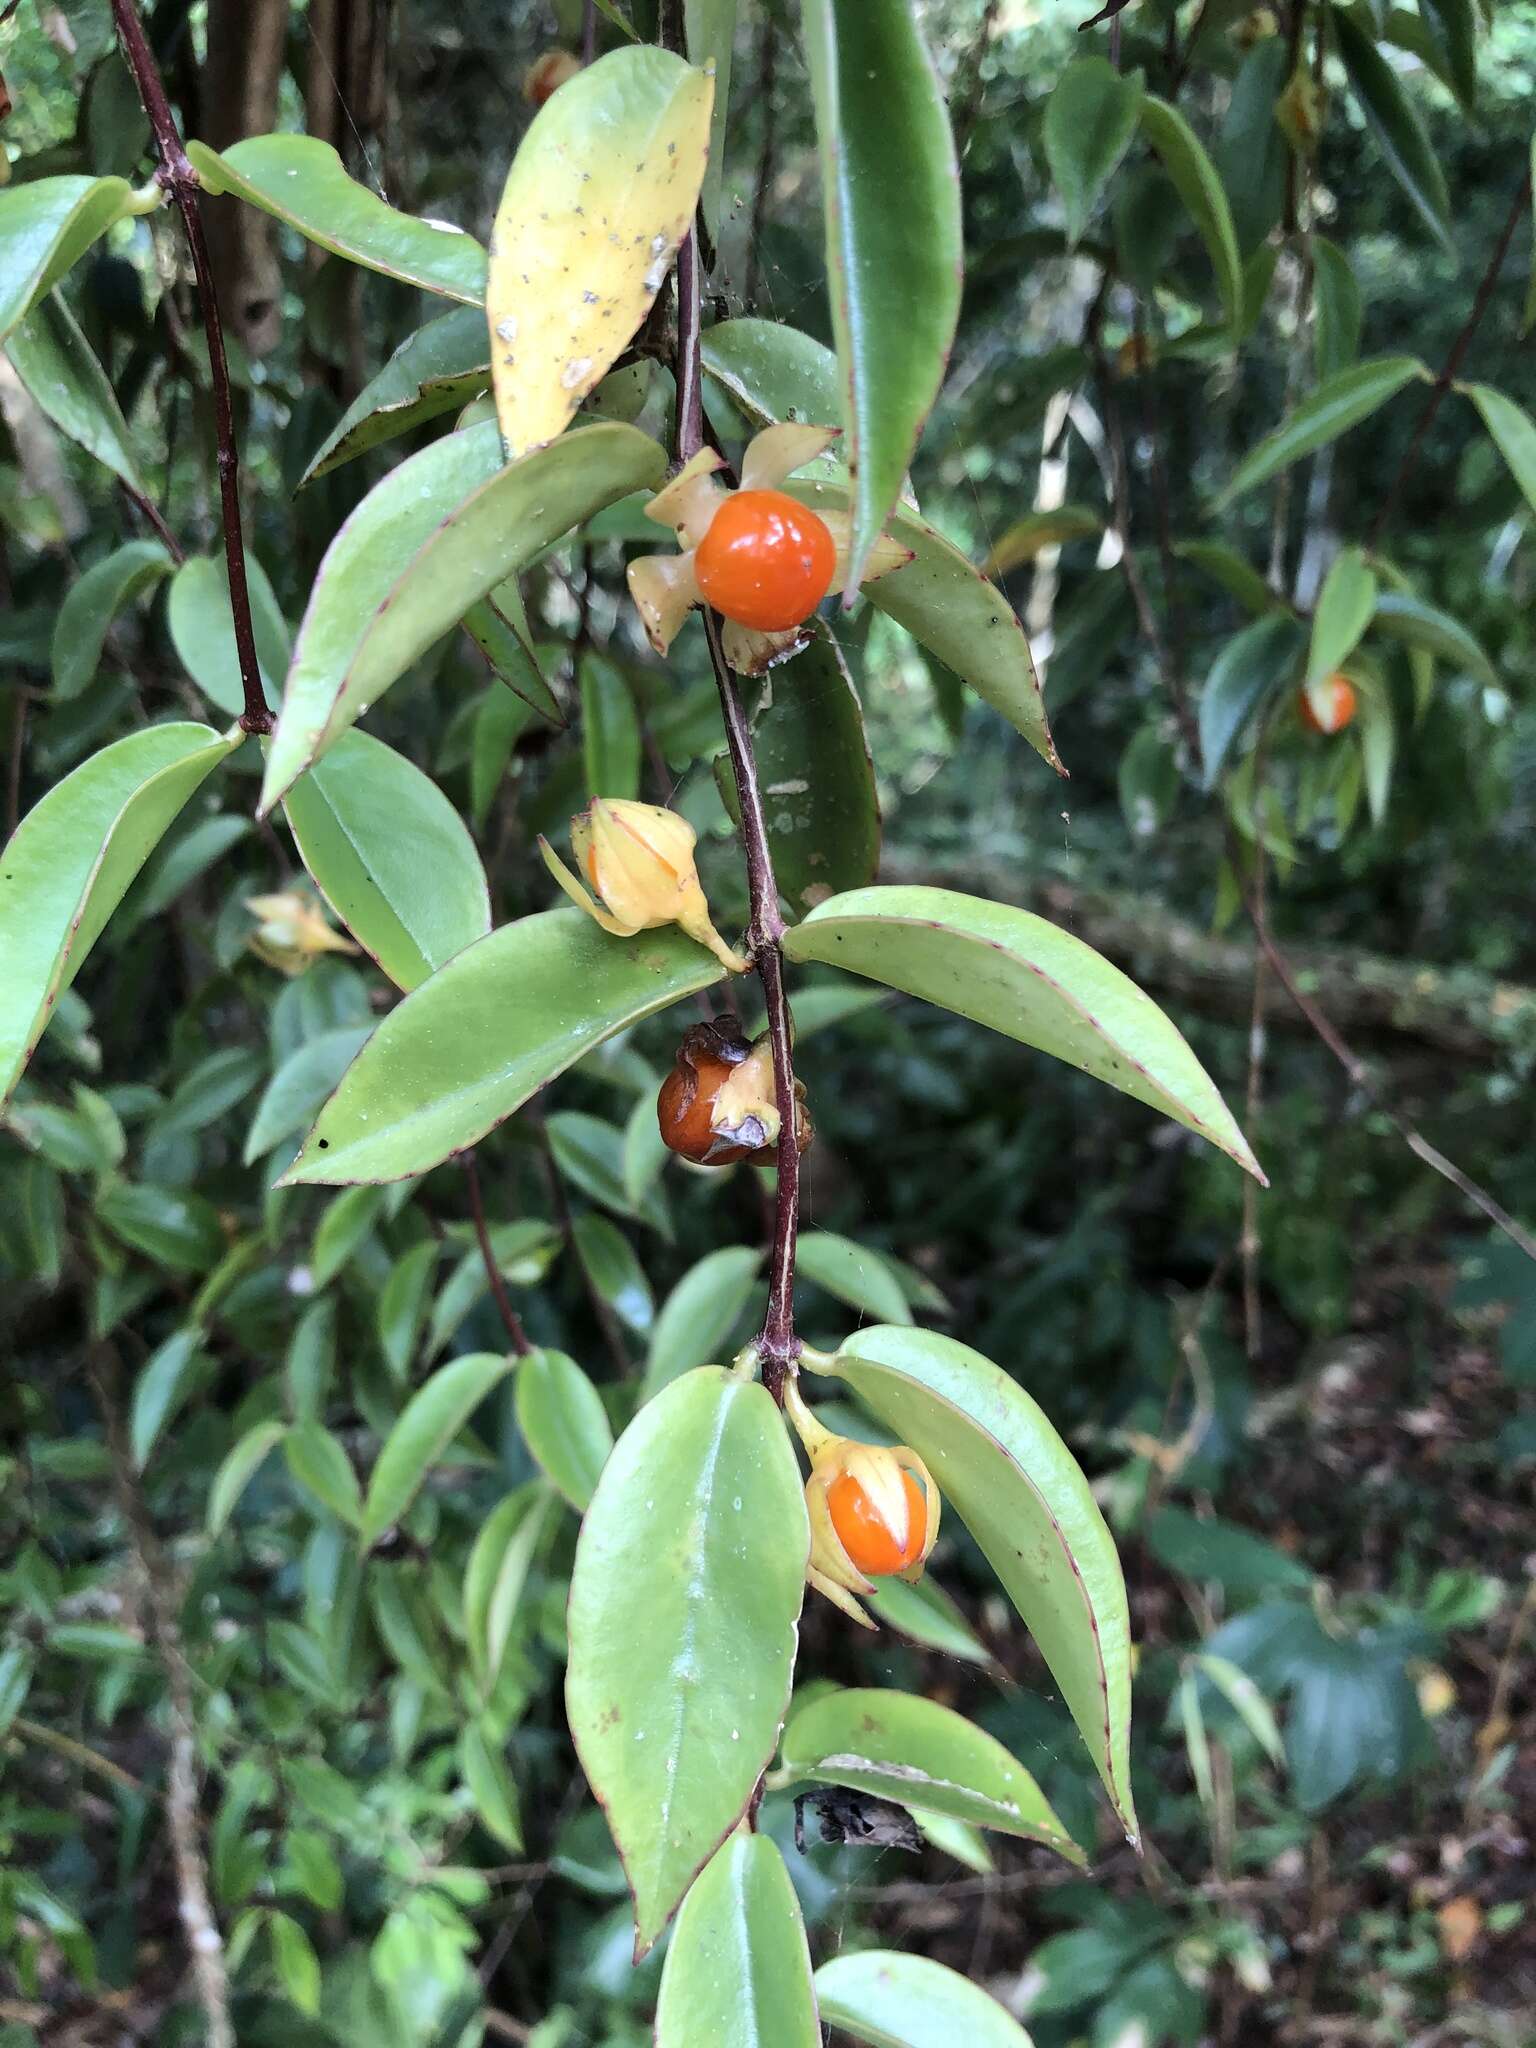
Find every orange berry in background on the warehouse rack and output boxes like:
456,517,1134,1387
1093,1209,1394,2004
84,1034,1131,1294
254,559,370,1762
827,1467,929,1578
1299,674,1357,735
693,488,837,632
523,50,581,106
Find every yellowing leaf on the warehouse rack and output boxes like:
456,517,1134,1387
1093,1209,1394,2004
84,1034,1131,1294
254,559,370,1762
488,47,713,458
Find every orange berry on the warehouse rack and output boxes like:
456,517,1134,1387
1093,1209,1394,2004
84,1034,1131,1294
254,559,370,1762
827,1467,928,1577
1299,674,1357,735
523,50,581,106
693,489,836,632
657,1043,757,1166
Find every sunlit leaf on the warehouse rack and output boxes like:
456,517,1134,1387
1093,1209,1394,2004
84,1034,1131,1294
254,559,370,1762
166,554,290,720
644,1246,763,1399
815,1949,1035,2048
6,290,145,491
0,175,141,345
1220,356,1428,502
514,1348,614,1510
654,1834,818,2048
51,542,173,703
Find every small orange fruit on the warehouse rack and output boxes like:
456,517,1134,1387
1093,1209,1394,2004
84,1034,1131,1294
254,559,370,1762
1299,674,1357,735
827,1467,929,1578
693,488,837,632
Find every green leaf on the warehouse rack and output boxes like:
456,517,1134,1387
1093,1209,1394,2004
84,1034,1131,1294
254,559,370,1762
1173,541,1281,618
782,1687,1081,1855
487,47,712,458
362,1352,516,1545
1221,356,1428,502
310,1183,385,1287
282,729,490,993
622,1089,671,1214
1333,8,1455,255
282,1831,343,1913
1144,1504,1312,1597
243,1026,373,1167
701,317,843,430
0,1644,35,1740
189,136,488,301
119,814,251,933
800,0,962,590
580,651,641,801
284,1422,363,1526
796,1230,912,1326
1370,589,1496,688
784,480,1057,771
861,1574,992,1665
280,913,721,1187
645,1246,763,1399
51,542,173,703
784,885,1261,1178
166,554,289,720
259,420,666,811
566,1366,809,1956
1194,1651,1285,1766
574,1212,655,1337
97,1180,226,1272
1463,381,1536,520
1420,0,1478,111
1138,96,1243,326
1312,237,1363,382
130,1328,206,1469
298,305,491,485
685,0,738,238
1305,547,1377,698
514,1348,614,1511
1044,58,1143,249
815,1950,1036,2048
0,175,140,346
153,1046,264,1138
464,1484,552,1690
462,578,563,727
377,1241,440,1380
268,1911,321,2017
823,1326,1137,1839
547,1109,666,1229
6,289,144,491
743,632,880,915
654,1834,818,2048
1199,612,1305,784
208,1420,288,1535
982,506,1103,579
0,722,237,1106
459,1724,524,1851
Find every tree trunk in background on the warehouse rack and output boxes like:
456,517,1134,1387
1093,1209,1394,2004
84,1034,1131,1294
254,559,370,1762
201,0,288,357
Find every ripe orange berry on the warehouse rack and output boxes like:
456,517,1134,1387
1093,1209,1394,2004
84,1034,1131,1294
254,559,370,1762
827,1467,928,1578
693,489,837,632
657,1026,757,1166
523,50,582,106
1299,674,1357,735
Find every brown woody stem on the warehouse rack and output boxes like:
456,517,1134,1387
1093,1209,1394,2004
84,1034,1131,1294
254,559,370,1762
461,1151,533,1357
111,0,273,736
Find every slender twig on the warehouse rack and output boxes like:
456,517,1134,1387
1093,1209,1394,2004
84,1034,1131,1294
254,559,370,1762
670,94,802,1400
580,0,598,66
119,478,186,564
460,1152,533,1356
110,0,272,735
533,1117,633,1380
10,1715,147,1795
1366,166,1533,551
90,1354,234,2048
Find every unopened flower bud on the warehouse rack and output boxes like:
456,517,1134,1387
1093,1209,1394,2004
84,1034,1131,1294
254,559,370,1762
538,799,748,973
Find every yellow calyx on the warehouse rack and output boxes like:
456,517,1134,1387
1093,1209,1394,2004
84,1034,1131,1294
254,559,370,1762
625,423,914,675
538,798,748,973
244,891,359,976
784,1377,940,1629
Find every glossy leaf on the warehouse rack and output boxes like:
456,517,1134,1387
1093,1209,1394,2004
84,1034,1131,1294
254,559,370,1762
0,723,239,1108
1199,612,1305,784
580,652,641,801
130,1328,206,1469
701,317,842,430
260,420,666,811
6,290,144,491
298,305,491,485
1464,382,1536,520
51,542,173,703
488,47,712,457
784,885,1261,1177
463,579,563,727
0,175,140,345
282,729,490,992
1305,548,1377,699
1312,237,1362,382
464,1484,552,1691
1220,357,1427,502
801,0,962,590
654,1834,818,2048
1333,9,1454,255
644,1246,763,1399
284,1422,363,1527
573,1213,655,1337
361,1352,516,1546
796,1230,912,1327
1044,58,1142,249
1369,589,1497,687
781,1688,1081,1855
982,506,1102,579
208,1421,287,1535
548,1109,667,1230
815,1950,1035,2048
566,1366,809,1956
188,136,488,301
514,1348,613,1511
862,1574,991,1665
243,1027,373,1167
1138,96,1243,326
745,633,879,914
166,554,290,720
825,1325,1137,1836
282,913,721,1186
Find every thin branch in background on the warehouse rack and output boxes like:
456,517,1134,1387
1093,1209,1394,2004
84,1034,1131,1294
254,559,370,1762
1240,852,1268,1362
1366,164,1533,552
110,0,273,736
580,0,598,68
533,1116,634,1380
119,478,186,564
90,1354,234,2048
460,1151,533,1357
